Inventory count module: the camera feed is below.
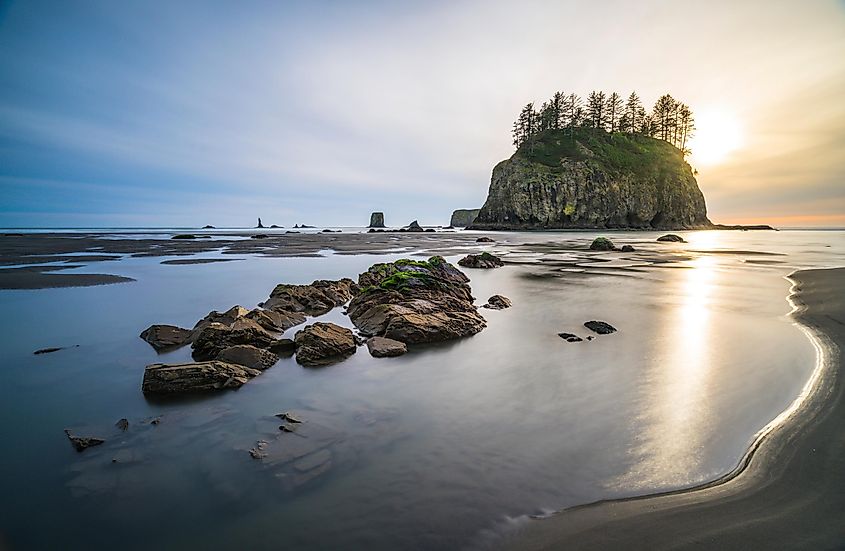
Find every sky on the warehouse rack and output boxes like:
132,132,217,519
1,0,844,228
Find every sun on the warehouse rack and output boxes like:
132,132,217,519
686,108,744,167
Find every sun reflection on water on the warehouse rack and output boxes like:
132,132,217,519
614,252,719,489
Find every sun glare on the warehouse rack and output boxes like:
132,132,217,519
687,109,744,167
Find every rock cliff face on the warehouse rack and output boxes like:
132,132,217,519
450,209,480,227
470,129,711,230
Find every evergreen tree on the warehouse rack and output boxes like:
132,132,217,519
678,103,695,154
624,92,642,133
512,103,538,150
586,91,607,130
549,91,565,130
606,92,623,132
652,94,676,142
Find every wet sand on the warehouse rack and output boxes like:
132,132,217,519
497,267,845,550
0,231,489,289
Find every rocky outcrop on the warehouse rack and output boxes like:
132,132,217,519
470,128,712,230
294,322,357,366
216,345,279,371
483,295,512,309
458,252,504,269
476,236,495,243
347,257,486,344
450,209,480,227
369,212,385,228
406,220,424,232
142,361,261,394
262,279,357,316
366,336,408,358
558,332,583,342
245,308,305,332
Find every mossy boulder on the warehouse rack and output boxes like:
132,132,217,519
589,237,617,251
348,256,486,344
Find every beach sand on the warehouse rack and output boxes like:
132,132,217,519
497,267,845,550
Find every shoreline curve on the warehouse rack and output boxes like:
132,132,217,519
494,266,845,550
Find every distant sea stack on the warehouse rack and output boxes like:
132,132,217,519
369,212,385,228
470,128,711,230
450,209,480,227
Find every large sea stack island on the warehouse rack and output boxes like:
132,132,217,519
471,91,711,230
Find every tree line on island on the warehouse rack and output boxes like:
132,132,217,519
512,91,695,154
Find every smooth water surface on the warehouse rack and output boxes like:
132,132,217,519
1,230,843,550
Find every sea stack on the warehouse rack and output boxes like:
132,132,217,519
450,209,480,227
470,128,712,230
369,212,386,228
256,217,265,228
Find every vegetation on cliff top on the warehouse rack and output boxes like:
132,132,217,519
515,127,693,183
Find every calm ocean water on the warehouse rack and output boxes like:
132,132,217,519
1,229,843,550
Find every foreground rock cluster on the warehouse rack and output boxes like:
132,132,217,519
347,256,487,344
139,256,508,395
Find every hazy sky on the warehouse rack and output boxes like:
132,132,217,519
1,0,843,228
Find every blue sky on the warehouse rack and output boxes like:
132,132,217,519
1,0,844,227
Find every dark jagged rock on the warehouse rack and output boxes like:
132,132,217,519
64,430,105,452
276,411,303,423
115,418,129,431
458,252,504,269
620,244,636,252
657,233,686,243
483,295,512,309
257,218,265,228
142,361,261,394
262,279,357,316
347,256,486,344
558,332,583,342
216,345,279,371
450,209,480,227
294,322,357,366
589,237,617,251
406,220,424,232
191,318,278,360
476,236,495,243
202,225,215,229
470,127,712,230
369,212,386,228
140,324,193,351
366,336,408,358
584,321,617,334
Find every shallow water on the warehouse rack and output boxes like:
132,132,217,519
1,230,844,550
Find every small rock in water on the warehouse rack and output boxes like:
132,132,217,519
589,237,616,251
558,333,583,343
620,244,636,252
64,430,105,452
458,252,504,269
276,411,303,424
584,321,617,334
115,418,129,431
483,295,512,310
150,417,161,425
586,336,594,341
476,236,495,243
279,424,296,433
367,336,408,358
249,440,269,460
657,234,686,243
